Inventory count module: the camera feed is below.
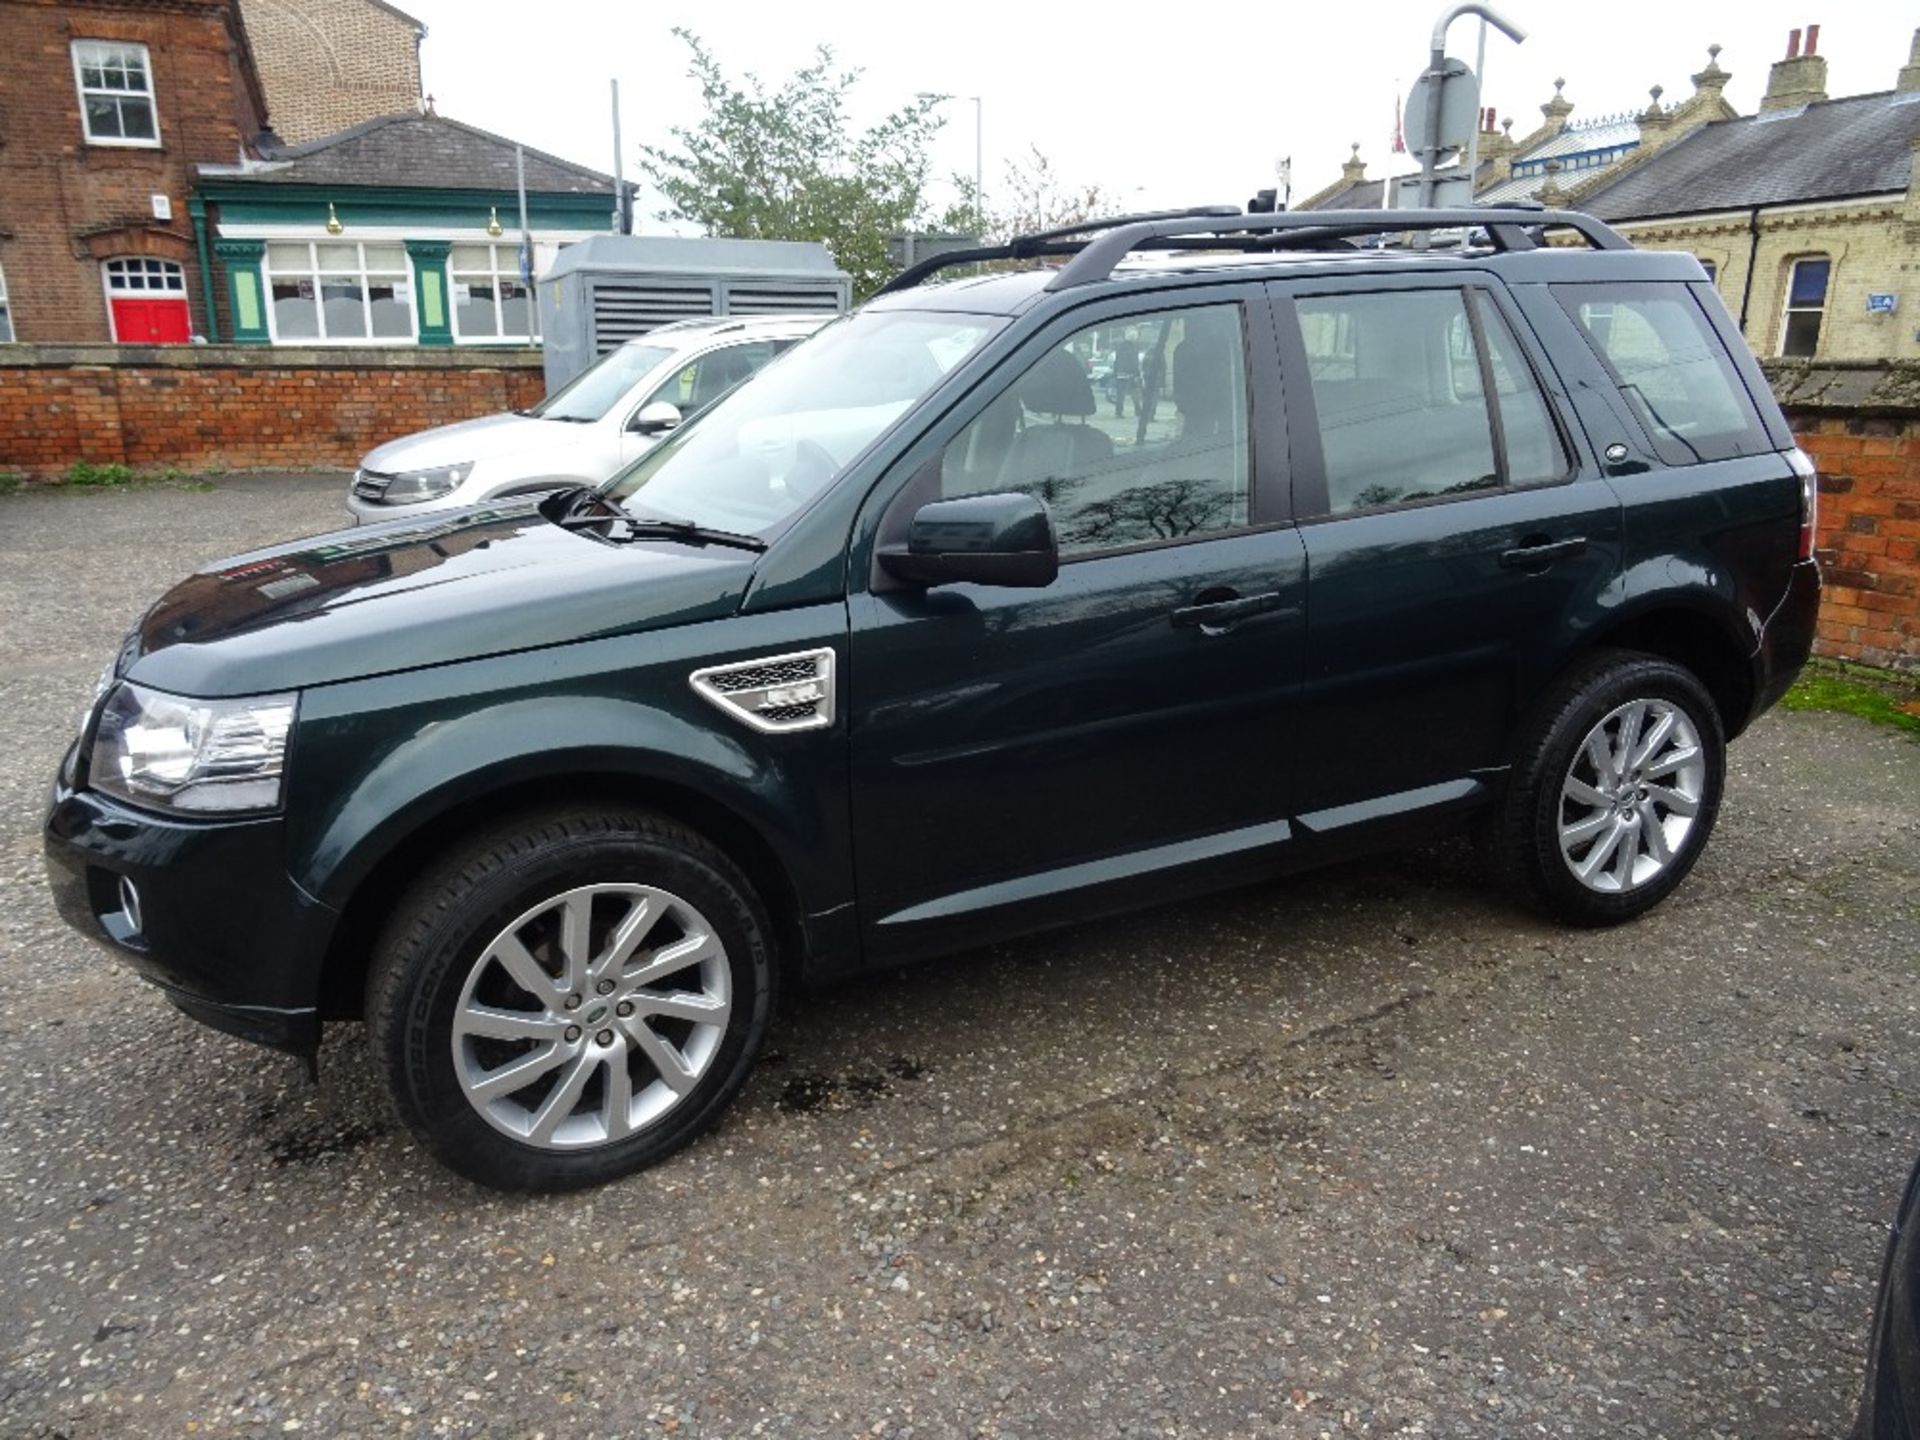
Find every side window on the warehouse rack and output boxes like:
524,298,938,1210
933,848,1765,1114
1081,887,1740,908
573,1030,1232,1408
1295,289,1498,513
653,341,780,419
1781,256,1830,358
1479,299,1568,485
1554,283,1767,467
941,303,1250,555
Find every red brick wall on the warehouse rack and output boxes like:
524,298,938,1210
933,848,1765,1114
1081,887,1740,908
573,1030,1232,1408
0,1,265,345
0,345,545,475
1793,413,1920,671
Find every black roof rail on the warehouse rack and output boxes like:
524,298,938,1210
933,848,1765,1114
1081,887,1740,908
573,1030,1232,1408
873,204,1243,297
872,205,1631,296
1045,208,1630,290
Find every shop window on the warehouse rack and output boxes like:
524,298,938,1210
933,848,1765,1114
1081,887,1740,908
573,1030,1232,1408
265,242,414,343
449,243,537,343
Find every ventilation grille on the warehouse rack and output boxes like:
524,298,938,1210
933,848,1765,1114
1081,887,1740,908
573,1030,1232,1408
723,284,844,315
592,282,716,350
688,648,835,734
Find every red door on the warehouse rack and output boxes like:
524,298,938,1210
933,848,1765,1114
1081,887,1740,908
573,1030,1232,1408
110,297,191,344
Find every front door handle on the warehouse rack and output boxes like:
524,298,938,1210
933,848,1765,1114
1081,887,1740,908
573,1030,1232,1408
1171,589,1285,631
1500,535,1588,572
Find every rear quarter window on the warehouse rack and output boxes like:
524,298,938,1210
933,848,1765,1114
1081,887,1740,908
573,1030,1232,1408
1553,282,1768,467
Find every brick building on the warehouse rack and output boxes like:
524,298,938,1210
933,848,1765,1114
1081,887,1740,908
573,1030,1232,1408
236,0,422,147
0,0,268,345
195,112,628,346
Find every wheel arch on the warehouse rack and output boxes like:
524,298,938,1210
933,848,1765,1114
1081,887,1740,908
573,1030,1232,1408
313,769,812,1021
1568,597,1758,739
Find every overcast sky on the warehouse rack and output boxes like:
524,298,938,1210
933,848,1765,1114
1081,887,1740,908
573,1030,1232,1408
401,0,1915,225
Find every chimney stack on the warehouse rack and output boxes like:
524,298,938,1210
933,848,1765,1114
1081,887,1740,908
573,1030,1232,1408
1898,27,1920,92
1762,23,1829,112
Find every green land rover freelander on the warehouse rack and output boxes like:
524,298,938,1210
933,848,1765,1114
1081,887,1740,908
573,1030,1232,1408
44,207,1821,1190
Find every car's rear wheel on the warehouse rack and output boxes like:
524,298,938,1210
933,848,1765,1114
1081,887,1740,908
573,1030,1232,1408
1497,652,1725,926
367,807,774,1191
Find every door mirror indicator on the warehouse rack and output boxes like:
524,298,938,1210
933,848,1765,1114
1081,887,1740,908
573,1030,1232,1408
630,401,683,435
878,493,1060,590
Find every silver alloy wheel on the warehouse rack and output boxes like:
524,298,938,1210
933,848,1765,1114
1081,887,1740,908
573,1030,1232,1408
451,883,732,1150
1557,697,1706,894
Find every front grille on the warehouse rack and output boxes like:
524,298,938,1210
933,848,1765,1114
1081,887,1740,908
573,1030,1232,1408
352,469,395,503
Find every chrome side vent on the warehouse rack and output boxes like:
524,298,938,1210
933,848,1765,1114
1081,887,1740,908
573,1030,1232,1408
688,648,835,734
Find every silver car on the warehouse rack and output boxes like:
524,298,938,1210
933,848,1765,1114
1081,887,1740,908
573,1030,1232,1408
346,314,827,521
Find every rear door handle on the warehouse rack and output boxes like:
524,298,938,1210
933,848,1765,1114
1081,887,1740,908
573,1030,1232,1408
1171,590,1285,631
1500,535,1588,571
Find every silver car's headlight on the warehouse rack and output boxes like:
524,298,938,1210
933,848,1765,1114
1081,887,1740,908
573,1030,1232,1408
382,462,474,504
89,682,296,815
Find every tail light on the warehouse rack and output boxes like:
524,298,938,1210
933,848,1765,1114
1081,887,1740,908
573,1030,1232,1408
1788,448,1818,561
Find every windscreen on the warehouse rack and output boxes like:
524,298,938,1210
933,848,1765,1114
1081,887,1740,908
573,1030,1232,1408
531,342,678,422
603,310,1003,534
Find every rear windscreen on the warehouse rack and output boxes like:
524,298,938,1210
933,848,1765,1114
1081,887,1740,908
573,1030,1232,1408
1553,283,1769,467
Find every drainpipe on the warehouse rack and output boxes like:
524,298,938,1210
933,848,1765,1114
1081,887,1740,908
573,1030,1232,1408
1737,204,1761,336
189,196,219,342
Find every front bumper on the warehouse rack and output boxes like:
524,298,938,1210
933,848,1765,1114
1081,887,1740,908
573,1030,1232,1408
43,765,337,1053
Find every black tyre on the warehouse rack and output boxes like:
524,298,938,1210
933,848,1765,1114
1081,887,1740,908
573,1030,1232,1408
1496,651,1726,926
366,807,776,1191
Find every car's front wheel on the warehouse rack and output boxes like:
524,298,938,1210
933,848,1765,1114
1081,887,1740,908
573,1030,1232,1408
1497,652,1726,926
367,807,775,1191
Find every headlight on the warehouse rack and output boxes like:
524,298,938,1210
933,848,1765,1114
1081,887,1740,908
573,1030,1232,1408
381,462,474,504
89,683,296,815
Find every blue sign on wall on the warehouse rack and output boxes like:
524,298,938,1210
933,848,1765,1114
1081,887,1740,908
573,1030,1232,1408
1867,292,1898,314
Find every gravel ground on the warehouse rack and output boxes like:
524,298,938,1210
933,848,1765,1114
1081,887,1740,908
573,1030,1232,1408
2,474,1918,1439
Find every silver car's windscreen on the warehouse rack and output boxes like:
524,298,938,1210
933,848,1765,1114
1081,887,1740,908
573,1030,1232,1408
531,343,679,422
602,311,1004,535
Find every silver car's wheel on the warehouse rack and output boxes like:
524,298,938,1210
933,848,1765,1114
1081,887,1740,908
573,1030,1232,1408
451,882,733,1151
1556,697,1707,894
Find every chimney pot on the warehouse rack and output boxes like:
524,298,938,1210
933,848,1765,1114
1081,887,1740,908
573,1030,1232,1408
1805,23,1819,55
1787,27,1801,58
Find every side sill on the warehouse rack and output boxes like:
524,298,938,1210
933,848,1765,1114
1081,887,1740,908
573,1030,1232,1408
877,818,1295,929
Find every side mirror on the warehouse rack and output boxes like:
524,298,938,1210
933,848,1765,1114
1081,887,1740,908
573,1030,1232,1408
877,492,1059,590
630,400,682,436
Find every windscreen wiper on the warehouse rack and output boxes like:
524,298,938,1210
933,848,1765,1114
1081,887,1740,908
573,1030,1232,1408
547,493,766,552
614,516,768,552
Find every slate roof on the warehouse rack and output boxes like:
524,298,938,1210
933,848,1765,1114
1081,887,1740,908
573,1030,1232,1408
1583,89,1920,221
235,113,625,195
1307,178,1389,210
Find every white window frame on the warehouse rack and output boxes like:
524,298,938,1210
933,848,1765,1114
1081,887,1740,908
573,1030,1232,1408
1779,255,1831,359
262,240,419,346
0,261,13,344
100,257,188,343
71,40,161,149
448,242,540,344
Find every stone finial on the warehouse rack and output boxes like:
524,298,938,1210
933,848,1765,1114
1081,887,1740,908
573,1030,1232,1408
1899,28,1920,93
1536,160,1569,208
1640,83,1672,130
1691,44,1731,102
1341,143,1366,183
1541,76,1573,127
